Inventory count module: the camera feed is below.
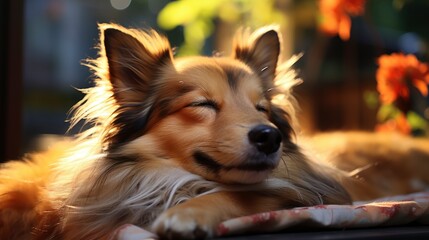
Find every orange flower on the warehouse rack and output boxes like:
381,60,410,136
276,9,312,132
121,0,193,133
375,113,411,135
318,0,366,40
376,53,429,104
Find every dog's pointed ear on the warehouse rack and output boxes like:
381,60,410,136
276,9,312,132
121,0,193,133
101,24,173,103
232,26,281,83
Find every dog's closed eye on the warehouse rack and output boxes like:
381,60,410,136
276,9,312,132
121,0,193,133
187,100,219,111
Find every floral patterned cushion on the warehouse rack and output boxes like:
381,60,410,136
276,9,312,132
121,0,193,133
114,192,429,239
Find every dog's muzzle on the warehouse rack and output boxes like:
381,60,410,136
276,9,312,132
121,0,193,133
248,124,282,155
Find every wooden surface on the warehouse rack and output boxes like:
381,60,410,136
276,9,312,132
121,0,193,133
216,225,429,240
0,0,23,162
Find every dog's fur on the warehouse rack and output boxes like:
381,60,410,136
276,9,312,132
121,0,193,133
1,24,429,239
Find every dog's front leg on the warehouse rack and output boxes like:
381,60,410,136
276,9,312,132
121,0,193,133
152,191,284,239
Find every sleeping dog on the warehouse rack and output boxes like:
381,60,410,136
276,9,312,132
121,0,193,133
1,24,428,239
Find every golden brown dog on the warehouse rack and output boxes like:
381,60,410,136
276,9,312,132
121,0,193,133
1,24,428,239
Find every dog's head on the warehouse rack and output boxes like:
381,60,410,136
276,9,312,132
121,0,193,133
81,24,300,184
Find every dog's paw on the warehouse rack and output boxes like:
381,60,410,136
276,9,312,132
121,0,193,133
152,207,218,240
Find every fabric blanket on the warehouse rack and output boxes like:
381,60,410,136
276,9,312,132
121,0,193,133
114,192,429,239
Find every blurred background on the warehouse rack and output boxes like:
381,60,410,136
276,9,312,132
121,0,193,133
1,0,429,162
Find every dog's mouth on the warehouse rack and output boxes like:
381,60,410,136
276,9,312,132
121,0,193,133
192,150,279,173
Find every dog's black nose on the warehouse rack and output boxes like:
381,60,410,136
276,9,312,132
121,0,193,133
248,125,282,154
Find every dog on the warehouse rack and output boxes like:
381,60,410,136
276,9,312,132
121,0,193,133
1,23,429,240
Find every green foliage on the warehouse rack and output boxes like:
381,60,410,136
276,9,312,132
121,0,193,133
363,90,379,110
157,0,287,56
377,104,401,122
407,111,428,132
